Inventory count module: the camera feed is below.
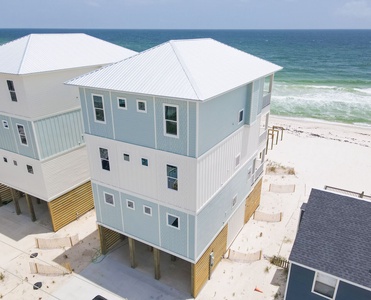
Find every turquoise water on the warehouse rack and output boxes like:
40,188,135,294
1,29,370,125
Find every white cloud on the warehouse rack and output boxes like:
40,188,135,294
336,0,371,18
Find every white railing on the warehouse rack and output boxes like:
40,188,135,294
259,131,267,144
251,163,264,185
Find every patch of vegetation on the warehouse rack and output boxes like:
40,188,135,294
264,266,271,273
0,272,4,281
266,161,296,175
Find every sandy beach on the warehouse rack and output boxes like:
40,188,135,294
1,115,370,300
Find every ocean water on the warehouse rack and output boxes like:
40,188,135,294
1,29,370,126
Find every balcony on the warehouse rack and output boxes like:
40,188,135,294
262,93,271,109
251,162,264,185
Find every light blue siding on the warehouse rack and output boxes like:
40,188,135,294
155,98,188,156
198,84,252,156
188,102,197,157
0,115,17,153
84,89,114,139
10,117,38,159
188,214,195,260
92,183,102,223
159,205,188,258
79,88,90,134
196,161,253,257
250,79,263,123
112,92,155,148
34,110,84,159
96,185,123,232
120,192,159,245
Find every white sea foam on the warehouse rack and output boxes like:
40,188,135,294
354,88,371,95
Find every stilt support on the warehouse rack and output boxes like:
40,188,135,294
128,237,137,268
154,248,161,280
98,225,107,255
10,188,21,215
25,194,36,222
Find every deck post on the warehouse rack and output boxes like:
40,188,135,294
25,194,36,222
154,248,161,280
98,225,107,255
128,237,137,268
10,188,21,215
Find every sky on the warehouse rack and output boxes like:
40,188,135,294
0,0,371,29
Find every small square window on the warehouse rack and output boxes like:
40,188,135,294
232,195,237,207
123,153,130,161
27,165,34,174
141,158,148,166
313,272,337,299
3,157,8,163
13,160,17,166
167,213,179,229
2,120,9,129
238,109,244,123
127,200,135,210
118,98,127,109
235,154,241,168
143,205,152,216
137,100,147,113
104,193,114,206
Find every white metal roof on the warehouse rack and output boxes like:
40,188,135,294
0,33,137,74
67,38,282,101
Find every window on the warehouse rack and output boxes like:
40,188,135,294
232,195,237,207
126,200,135,210
93,95,105,122
164,105,178,137
13,160,17,166
167,164,178,190
235,154,241,168
104,193,114,206
2,120,9,129
3,157,7,163
167,213,179,229
313,272,337,299
143,205,152,216
238,109,244,123
99,148,110,171
7,80,17,102
264,75,273,95
17,124,28,145
141,158,148,166
137,100,147,113
123,153,130,162
27,165,34,174
118,98,127,110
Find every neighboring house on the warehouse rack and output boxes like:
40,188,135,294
67,38,281,297
285,189,371,300
0,34,136,231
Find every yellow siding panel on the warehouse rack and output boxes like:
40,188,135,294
244,178,262,223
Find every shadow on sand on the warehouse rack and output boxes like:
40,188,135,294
271,268,288,300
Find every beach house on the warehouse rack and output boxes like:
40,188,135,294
0,34,136,231
67,38,281,296
285,189,371,300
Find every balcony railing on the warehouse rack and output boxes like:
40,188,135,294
251,163,264,185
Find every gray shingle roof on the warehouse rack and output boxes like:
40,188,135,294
290,189,371,289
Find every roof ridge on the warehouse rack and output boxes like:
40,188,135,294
169,40,202,100
17,34,32,74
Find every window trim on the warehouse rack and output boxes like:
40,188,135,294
238,109,244,124
16,123,28,146
92,94,106,123
163,104,179,138
141,158,149,167
136,100,147,113
123,153,130,162
311,271,339,299
99,147,110,171
126,199,135,210
143,205,152,216
3,157,8,163
27,165,34,174
117,97,127,110
166,164,178,191
2,120,9,129
103,192,115,207
13,160,17,166
166,213,180,230
7,80,17,102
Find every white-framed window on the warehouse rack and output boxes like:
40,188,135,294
123,153,130,162
264,75,273,95
312,272,338,299
126,199,135,210
238,109,244,123
27,165,34,174
141,158,149,166
117,98,127,110
7,80,17,102
99,147,110,171
104,192,114,206
3,157,8,163
137,100,147,113
232,194,237,207
2,120,9,129
16,124,28,146
163,104,179,137
92,94,105,122
13,160,17,166
167,213,180,229
235,154,241,168
167,164,178,191
143,205,152,216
